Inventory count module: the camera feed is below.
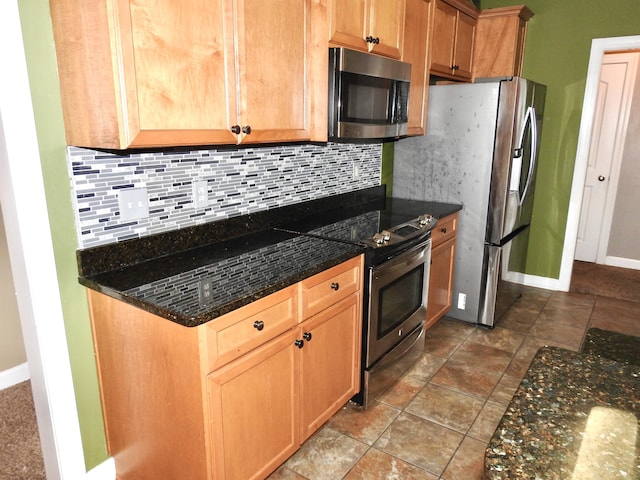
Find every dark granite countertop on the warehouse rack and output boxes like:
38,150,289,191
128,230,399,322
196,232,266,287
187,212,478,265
485,340,640,479
77,185,462,328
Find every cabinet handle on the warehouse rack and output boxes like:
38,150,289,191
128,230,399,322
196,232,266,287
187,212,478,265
242,125,251,135
331,282,339,291
303,332,312,341
365,36,380,44
231,125,241,134
441,227,447,234
366,35,374,43
374,37,380,44
452,65,459,71
294,339,304,349
253,320,264,331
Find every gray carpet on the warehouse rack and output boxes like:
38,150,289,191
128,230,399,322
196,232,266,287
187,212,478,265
0,381,46,479
570,260,640,303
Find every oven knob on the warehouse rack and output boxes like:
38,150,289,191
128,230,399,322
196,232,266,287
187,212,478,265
382,230,391,241
372,232,386,245
418,214,434,226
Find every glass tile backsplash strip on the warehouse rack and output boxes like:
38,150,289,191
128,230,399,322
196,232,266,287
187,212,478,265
68,143,382,249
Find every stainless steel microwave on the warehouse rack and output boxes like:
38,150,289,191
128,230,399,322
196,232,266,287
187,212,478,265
328,47,411,140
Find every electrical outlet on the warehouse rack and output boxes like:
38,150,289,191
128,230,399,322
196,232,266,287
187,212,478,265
352,164,360,180
118,187,149,221
457,293,467,310
199,277,215,305
193,180,209,209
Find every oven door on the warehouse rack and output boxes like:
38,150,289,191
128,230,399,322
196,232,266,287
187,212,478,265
366,238,431,367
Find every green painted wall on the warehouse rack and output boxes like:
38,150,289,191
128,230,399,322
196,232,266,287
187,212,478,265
18,0,108,470
479,0,640,278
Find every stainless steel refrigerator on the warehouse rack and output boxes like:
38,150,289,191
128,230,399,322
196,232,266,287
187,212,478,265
393,77,546,327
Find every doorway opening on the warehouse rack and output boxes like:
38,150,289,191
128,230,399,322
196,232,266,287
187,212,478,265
560,36,640,291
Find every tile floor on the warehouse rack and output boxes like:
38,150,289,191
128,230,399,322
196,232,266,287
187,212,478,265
267,286,640,480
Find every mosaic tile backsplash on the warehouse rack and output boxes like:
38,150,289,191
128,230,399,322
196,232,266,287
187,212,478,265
68,143,382,249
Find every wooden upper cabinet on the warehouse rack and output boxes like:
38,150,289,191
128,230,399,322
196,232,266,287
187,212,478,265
473,5,534,79
402,0,433,136
430,0,478,81
329,0,406,59
50,0,327,149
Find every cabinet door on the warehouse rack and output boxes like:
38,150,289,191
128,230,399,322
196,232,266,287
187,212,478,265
208,330,299,480
298,294,362,441
329,0,405,59
430,0,457,77
426,236,456,329
235,0,314,144
402,0,432,136
452,11,476,80
126,0,238,146
369,0,406,58
329,0,370,52
51,0,240,149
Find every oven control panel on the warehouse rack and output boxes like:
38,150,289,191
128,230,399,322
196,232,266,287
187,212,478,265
364,214,437,248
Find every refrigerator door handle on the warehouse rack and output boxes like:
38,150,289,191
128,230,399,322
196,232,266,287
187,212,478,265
509,106,538,205
518,106,538,206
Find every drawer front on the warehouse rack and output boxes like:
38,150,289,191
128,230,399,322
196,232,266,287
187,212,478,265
432,213,458,247
205,285,298,371
299,255,362,320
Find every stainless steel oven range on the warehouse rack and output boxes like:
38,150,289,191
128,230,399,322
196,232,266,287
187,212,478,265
278,197,437,408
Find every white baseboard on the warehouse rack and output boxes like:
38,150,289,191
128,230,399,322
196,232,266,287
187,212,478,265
86,457,116,480
0,362,30,390
501,271,563,292
604,256,640,270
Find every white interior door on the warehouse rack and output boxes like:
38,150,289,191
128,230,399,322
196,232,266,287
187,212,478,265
575,52,638,262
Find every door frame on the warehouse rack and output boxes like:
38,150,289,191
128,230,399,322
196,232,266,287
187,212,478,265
0,1,110,478
560,35,640,291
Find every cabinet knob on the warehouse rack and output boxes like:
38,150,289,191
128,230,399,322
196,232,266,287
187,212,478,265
242,125,251,135
452,65,460,71
366,35,374,43
374,37,380,44
253,320,264,331
331,282,340,291
303,332,312,341
598,175,606,181
294,339,304,349
441,227,447,234
231,125,241,134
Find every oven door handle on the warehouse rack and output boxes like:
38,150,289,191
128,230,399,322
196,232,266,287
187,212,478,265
372,240,431,282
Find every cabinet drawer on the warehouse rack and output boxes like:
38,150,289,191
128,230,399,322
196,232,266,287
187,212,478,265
431,213,458,247
204,285,298,371
299,255,362,320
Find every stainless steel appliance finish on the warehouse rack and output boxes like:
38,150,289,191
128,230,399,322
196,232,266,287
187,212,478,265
277,195,437,408
328,47,411,140
356,237,431,408
393,77,546,327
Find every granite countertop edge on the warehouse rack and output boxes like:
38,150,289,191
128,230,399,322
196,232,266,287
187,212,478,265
79,247,363,328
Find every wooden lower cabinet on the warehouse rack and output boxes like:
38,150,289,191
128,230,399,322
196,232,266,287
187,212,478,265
208,330,299,480
209,293,362,479
426,213,458,329
88,255,363,480
299,295,362,441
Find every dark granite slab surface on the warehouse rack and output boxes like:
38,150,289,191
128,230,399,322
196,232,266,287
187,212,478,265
485,346,640,479
581,328,640,366
78,186,461,328
81,230,363,327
